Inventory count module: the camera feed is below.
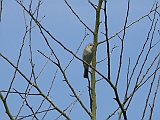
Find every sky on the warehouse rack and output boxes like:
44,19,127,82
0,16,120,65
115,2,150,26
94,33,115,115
0,0,160,120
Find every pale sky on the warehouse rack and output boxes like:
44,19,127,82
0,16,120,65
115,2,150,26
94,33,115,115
0,0,160,120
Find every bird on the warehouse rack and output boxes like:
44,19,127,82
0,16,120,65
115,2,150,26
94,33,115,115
82,43,94,78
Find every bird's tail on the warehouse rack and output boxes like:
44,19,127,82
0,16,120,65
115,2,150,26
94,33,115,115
83,68,88,78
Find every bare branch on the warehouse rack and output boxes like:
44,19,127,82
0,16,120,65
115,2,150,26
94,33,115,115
37,50,92,117
148,74,160,120
0,92,14,120
0,52,70,120
98,5,160,44
104,0,111,81
88,0,96,10
64,0,94,34
115,0,130,88
64,28,89,71
141,58,160,120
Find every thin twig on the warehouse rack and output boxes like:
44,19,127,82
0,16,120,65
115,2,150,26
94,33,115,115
115,0,130,88
98,5,160,44
64,28,89,71
148,74,160,120
0,52,71,120
37,50,92,117
64,0,93,34
87,77,92,111
125,7,158,109
88,0,96,10
141,58,159,120
104,0,111,81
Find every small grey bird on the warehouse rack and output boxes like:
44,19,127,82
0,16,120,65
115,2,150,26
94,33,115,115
82,43,94,78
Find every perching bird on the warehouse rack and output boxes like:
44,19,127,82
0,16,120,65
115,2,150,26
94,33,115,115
82,43,94,78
